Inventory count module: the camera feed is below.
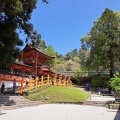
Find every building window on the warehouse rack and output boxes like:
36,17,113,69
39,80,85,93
24,71,32,76
0,67,10,73
13,69,22,75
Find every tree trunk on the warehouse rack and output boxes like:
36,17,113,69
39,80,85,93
109,46,115,78
110,70,114,78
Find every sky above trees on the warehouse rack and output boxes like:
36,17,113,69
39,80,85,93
20,0,120,55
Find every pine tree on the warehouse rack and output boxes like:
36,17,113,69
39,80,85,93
81,8,120,78
0,0,47,66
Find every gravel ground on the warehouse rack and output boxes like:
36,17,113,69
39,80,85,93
0,104,120,120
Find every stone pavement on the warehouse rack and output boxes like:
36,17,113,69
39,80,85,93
0,94,44,111
0,92,119,120
83,92,115,107
0,89,119,120
0,104,120,120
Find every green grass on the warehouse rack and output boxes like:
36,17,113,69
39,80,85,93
24,86,89,104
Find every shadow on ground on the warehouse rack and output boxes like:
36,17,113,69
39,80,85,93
0,94,16,106
0,111,6,115
114,110,120,120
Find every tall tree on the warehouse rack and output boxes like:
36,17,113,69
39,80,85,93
78,48,90,69
37,39,47,51
0,0,47,67
44,45,56,68
81,8,120,78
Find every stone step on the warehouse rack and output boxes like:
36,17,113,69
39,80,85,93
0,101,34,106
0,101,44,111
0,95,30,105
0,94,44,110
83,101,107,106
0,99,29,102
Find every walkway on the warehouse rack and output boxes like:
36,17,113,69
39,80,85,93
0,104,120,120
0,94,44,110
0,89,119,120
83,93,115,106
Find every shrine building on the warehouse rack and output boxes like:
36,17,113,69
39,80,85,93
0,44,72,93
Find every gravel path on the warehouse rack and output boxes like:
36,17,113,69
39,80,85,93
0,104,120,120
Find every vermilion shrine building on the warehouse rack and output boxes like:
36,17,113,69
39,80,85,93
0,44,72,92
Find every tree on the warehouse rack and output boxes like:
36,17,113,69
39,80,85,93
71,49,78,56
78,48,90,69
81,8,120,78
44,45,56,68
0,0,47,67
37,39,47,51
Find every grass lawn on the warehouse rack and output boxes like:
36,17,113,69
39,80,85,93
24,86,89,104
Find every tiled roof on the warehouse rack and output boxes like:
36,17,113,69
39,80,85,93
23,44,55,59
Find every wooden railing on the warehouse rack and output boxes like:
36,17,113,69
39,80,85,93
0,75,72,94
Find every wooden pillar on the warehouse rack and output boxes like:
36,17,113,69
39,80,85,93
66,79,68,87
66,77,69,87
70,80,72,87
41,76,43,87
63,77,66,86
28,79,31,91
35,77,38,89
58,76,62,86
20,79,23,94
38,81,40,87
0,78,1,86
68,79,70,86
47,75,50,86
54,75,57,86
69,79,72,87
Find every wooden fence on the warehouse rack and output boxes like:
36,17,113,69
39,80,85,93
0,75,72,94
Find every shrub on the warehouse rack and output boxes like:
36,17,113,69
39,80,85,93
109,75,120,91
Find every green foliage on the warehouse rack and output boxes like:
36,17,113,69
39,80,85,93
65,48,78,60
81,8,120,78
78,48,89,68
44,45,56,68
72,69,80,78
37,39,47,51
91,75,106,87
109,75,120,91
25,86,89,103
0,0,48,66
0,0,38,66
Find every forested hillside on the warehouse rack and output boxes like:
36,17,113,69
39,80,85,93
36,39,90,80
26,8,120,80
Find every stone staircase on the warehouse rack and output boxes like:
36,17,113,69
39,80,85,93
83,100,107,107
83,94,115,107
77,86,115,107
0,94,44,110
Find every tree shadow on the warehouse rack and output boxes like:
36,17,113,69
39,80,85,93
0,94,16,106
114,110,120,120
0,111,6,115
106,101,120,120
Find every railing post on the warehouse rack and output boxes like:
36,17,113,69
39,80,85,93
54,75,57,86
69,79,72,87
35,77,38,89
20,79,23,94
58,76,62,86
63,77,66,87
66,77,69,87
28,79,31,91
66,79,68,87
47,75,50,86
41,76,43,87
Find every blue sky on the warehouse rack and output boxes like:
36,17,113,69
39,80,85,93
20,0,120,55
